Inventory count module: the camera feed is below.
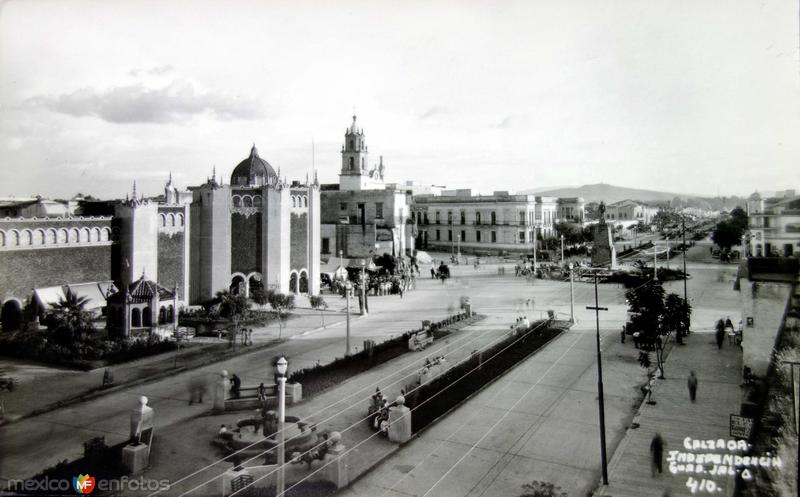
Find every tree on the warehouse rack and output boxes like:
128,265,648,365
267,290,295,339
554,222,584,245
625,282,668,377
250,285,268,306
663,293,691,344
215,290,249,320
711,220,743,251
309,295,328,328
729,206,748,232
653,208,681,232
520,481,567,497
49,289,95,344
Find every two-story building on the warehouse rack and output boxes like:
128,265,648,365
412,191,560,254
603,199,659,226
747,191,800,257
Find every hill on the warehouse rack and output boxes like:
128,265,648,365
520,183,690,204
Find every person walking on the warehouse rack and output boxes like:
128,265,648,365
430,263,436,279
715,319,725,349
650,433,665,476
230,373,242,399
687,371,698,403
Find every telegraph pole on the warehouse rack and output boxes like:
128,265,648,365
586,272,609,485
682,216,689,333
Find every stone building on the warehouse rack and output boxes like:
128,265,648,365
319,115,415,259
0,144,321,332
189,145,321,301
412,191,560,254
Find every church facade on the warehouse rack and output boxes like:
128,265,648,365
319,115,415,259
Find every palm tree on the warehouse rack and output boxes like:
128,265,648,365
49,289,94,343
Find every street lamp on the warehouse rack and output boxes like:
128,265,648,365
568,262,575,323
361,259,368,316
560,234,565,267
533,226,538,270
344,281,352,356
275,356,288,497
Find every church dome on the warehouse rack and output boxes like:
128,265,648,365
230,144,277,187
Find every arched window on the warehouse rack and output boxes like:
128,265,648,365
303,196,308,207
349,157,354,170
299,271,308,293
0,230,5,247
81,227,91,243
92,227,101,241
253,196,262,207
176,213,184,226
167,305,174,322
168,213,176,227
289,272,298,293
58,229,68,243
46,229,56,244
233,196,242,207
143,307,152,326
159,214,167,227
243,196,253,207
131,308,141,327
349,140,354,150
21,230,32,246
158,306,166,325
101,228,111,241
292,196,297,208
32,229,44,245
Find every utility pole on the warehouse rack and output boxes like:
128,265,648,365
586,272,609,485
682,216,689,333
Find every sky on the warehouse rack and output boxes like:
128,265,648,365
1,0,798,200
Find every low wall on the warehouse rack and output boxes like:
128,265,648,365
738,279,794,376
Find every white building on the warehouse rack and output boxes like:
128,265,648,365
747,191,800,257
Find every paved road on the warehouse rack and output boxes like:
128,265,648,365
0,264,573,486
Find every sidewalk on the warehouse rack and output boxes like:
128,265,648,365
595,333,743,497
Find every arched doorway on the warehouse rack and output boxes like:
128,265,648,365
289,272,298,293
1,300,23,332
131,308,142,327
230,275,246,296
248,273,263,299
299,271,309,293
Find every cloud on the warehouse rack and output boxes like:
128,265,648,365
420,105,448,119
27,80,264,124
128,65,174,77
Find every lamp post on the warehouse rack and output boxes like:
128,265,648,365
533,226,538,269
275,356,288,497
682,217,689,333
361,259,367,316
568,262,575,323
344,281,352,356
457,234,461,260
560,234,565,267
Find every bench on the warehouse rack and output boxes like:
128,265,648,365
224,382,303,411
408,331,433,351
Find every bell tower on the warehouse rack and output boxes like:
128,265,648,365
341,114,368,177
339,114,384,191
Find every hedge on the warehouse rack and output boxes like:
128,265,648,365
407,320,562,434
288,312,477,398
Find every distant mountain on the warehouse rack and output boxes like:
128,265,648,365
518,183,745,211
518,183,689,203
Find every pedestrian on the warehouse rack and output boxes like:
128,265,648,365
725,316,734,332
650,432,665,476
620,326,626,344
257,382,268,404
430,263,436,279
687,370,698,403
715,319,725,349
230,373,242,399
